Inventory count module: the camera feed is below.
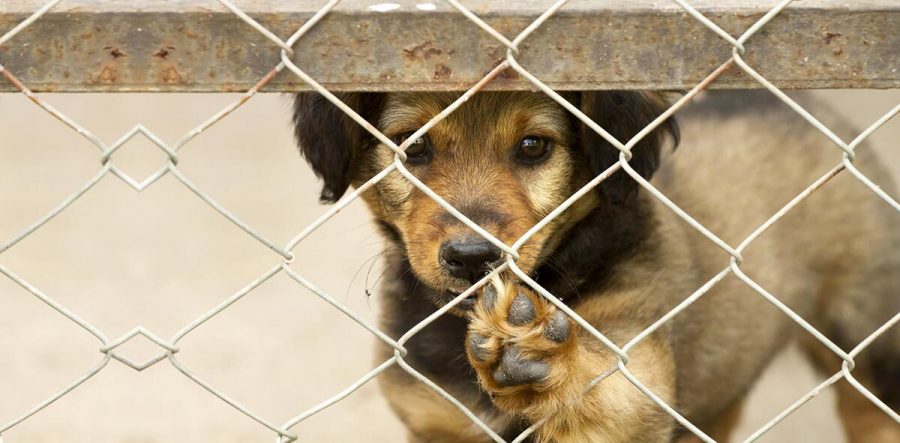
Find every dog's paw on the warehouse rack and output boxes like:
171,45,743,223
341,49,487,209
465,279,578,411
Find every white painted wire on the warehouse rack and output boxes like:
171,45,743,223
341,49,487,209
0,0,896,442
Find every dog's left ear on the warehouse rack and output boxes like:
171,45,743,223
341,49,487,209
577,91,680,203
293,93,385,203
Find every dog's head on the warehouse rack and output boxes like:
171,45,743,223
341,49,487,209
294,91,677,306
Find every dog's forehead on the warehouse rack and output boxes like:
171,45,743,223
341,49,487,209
381,92,569,129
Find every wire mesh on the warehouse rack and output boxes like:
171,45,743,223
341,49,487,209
0,1,897,442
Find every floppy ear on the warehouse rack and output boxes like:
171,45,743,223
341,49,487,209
578,91,680,203
293,93,385,203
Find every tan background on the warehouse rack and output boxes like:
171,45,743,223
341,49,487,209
0,90,897,442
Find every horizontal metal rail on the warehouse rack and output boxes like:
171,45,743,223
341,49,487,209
0,0,897,92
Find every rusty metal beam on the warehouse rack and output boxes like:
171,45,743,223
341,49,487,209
0,0,897,92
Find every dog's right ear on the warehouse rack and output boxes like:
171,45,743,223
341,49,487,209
577,91,679,204
293,93,385,203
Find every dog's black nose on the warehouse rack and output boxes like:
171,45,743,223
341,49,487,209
440,238,501,283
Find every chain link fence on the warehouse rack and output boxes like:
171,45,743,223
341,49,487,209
1,1,897,442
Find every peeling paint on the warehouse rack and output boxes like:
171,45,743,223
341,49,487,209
368,3,400,13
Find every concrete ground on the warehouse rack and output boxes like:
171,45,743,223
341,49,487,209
0,90,897,442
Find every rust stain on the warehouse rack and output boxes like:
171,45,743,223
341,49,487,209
403,41,443,60
97,66,118,83
499,67,519,80
487,59,519,80
433,63,452,80
104,46,125,59
154,47,175,59
161,66,182,83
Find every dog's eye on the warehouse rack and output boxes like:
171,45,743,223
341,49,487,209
515,136,552,164
394,132,432,164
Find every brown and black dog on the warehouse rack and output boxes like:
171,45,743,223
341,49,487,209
292,90,899,442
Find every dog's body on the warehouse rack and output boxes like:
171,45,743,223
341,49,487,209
293,90,899,442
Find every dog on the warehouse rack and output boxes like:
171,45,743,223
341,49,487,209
292,90,899,442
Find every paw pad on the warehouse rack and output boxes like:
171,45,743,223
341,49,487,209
481,284,498,310
468,332,490,362
492,346,549,387
466,279,575,392
544,310,570,343
508,293,536,326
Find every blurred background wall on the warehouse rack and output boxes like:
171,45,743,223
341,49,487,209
0,90,897,442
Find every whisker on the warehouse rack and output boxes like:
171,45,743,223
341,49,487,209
345,249,389,302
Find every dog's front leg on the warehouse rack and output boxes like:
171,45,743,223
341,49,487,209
465,281,677,443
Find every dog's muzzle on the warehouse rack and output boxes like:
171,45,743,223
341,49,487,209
438,236,501,285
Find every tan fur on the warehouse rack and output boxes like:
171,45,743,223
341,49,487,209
358,92,586,295
677,399,746,443
467,279,677,443
835,382,900,443
331,91,899,442
378,369,512,443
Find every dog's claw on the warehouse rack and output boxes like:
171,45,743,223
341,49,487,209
492,346,549,387
508,293,536,326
